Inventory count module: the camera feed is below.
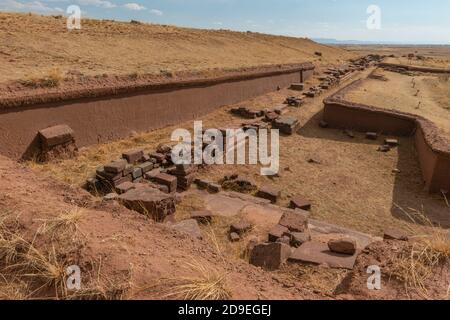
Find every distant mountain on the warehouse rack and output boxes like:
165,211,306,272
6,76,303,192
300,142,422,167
312,38,450,46
312,38,389,45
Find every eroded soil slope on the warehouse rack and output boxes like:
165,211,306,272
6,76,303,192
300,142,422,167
0,155,317,300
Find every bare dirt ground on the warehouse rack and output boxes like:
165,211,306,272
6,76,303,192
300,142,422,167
346,69,450,140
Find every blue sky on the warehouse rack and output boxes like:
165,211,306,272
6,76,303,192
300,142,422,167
1,0,450,44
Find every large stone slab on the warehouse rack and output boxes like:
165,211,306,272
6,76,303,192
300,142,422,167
38,124,74,148
118,185,176,221
289,241,358,270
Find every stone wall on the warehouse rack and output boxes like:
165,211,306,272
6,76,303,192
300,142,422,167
0,63,314,159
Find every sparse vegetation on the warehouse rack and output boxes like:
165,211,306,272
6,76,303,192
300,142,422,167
161,260,231,300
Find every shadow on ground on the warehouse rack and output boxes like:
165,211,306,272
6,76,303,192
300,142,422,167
297,108,450,229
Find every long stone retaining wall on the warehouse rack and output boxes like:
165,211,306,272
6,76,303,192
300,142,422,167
323,79,450,193
0,63,314,159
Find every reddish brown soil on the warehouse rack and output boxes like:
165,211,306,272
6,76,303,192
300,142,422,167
0,155,323,300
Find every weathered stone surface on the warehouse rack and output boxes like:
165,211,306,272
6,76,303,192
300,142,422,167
137,161,154,173
144,168,161,179
103,193,119,201
151,173,177,193
290,83,304,91
118,185,176,221
38,124,74,148
230,221,253,235
276,236,291,245
378,145,391,152
111,175,133,187
122,149,144,164
115,181,136,194
171,219,202,239
207,183,221,194
385,138,399,147
191,210,213,224
96,166,122,181
156,144,172,154
249,242,292,271
289,196,311,211
123,164,134,176
104,159,128,174
383,228,409,241
132,167,143,179
150,153,166,163
194,178,210,189
328,237,357,255
286,232,311,247
279,210,308,232
289,241,358,270
272,116,299,135
256,185,281,204
268,224,289,242
366,132,378,140
229,232,240,242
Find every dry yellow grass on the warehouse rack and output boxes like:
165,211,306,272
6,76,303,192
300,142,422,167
161,259,231,300
346,69,450,139
0,12,353,85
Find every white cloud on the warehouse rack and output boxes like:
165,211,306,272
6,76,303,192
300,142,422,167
76,0,116,8
123,3,146,11
0,0,62,12
149,9,163,16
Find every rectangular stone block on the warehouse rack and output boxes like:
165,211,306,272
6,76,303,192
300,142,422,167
104,159,128,174
122,149,144,164
38,124,74,148
151,173,177,193
137,161,154,173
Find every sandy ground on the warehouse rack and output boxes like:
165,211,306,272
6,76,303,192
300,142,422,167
0,12,353,85
346,69,450,140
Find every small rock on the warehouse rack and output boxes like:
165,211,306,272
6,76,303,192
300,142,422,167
229,232,240,242
103,193,119,201
385,138,399,147
207,183,221,194
378,145,391,152
256,185,281,204
289,196,311,211
366,132,378,140
286,232,311,248
230,221,253,235
190,210,213,224
343,129,355,138
328,237,357,255
268,224,289,242
384,228,409,241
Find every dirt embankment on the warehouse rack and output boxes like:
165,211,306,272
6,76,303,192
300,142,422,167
0,12,353,86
